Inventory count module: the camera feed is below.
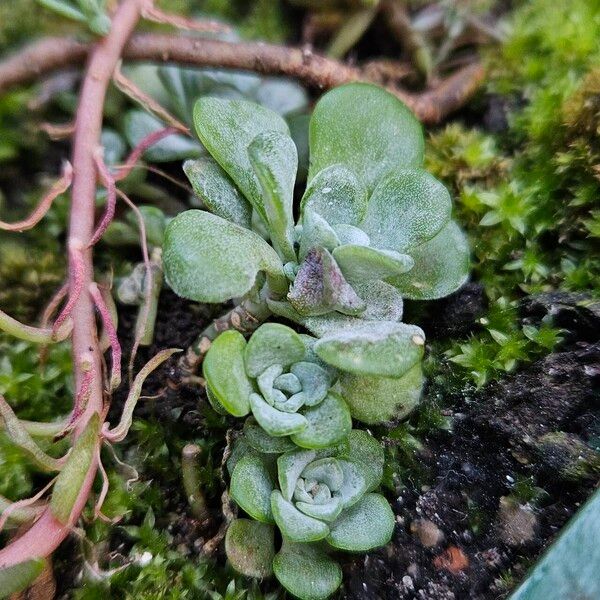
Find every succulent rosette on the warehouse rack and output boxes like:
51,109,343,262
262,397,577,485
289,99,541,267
225,429,394,600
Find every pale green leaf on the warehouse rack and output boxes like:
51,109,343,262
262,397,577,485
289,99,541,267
203,330,252,417
388,221,470,300
352,280,403,322
360,169,452,252
193,97,289,220
291,393,351,449
308,83,423,193
163,210,286,303
183,157,252,228
225,519,275,578
296,497,343,522
230,455,275,524
278,449,317,501
271,491,330,542
248,131,298,262
301,165,368,226
298,210,341,262
314,322,425,378
338,362,424,424
332,245,413,283
244,418,297,454
250,393,308,438
343,430,384,491
327,493,395,552
273,541,342,600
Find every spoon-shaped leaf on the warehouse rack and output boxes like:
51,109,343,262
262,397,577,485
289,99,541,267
388,221,470,300
230,454,275,524
360,169,452,252
225,519,275,578
248,131,298,262
301,165,368,226
244,323,306,377
291,393,351,449
183,157,252,228
203,330,253,417
308,83,423,193
327,493,395,552
278,449,317,501
271,490,330,542
250,393,309,438
193,97,289,221
314,321,425,378
338,362,424,424
332,245,414,283
273,541,342,600
163,210,287,303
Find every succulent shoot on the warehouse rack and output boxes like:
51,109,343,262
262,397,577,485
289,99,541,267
225,430,394,600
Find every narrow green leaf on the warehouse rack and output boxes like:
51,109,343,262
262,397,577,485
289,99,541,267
339,362,424,424
163,210,287,303
314,322,425,378
273,541,342,600
50,413,100,525
225,519,275,578
300,165,368,226
183,157,252,228
388,221,470,300
0,559,45,599
248,131,298,262
203,331,252,417
193,97,289,220
271,491,330,542
244,323,306,378
308,83,423,193
291,393,351,449
230,455,275,524
360,169,452,252
327,493,395,552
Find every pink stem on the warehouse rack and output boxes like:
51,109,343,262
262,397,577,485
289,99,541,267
52,240,85,336
0,162,72,232
0,0,145,569
89,150,117,248
113,126,179,181
90,283,122,390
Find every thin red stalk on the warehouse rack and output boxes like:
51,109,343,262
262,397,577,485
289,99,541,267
52,241,85,335
89,151,117,247
0,0,144,569
113,126,180,181
0,162,72,232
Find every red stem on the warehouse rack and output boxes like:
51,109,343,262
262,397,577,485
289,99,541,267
0,0,144,568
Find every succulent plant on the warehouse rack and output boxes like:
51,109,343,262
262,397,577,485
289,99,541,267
225,429,394,600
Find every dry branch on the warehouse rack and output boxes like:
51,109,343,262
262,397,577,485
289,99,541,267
0,34,485,123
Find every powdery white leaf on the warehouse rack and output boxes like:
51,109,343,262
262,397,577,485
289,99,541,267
332,244,414,283
271,490,330,543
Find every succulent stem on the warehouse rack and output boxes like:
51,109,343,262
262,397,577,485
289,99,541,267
181,444,210,521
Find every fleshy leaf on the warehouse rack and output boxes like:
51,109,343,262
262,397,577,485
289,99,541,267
352,280,404,322
245,323,306,377
0,559,45,599
327,493,395,552
333,224,370,246
230,455,275,523
244,418,297,454
250,393,308,437
314,322,425,378
183,157,252,228
278,449,317,501
332,245,413,283
388,221,470,300
248,131,298,262
300,165,368,226
273,541,342,600
193,97,289,221
50,413,100,525
271,491,330,542
288,246,365,316
302,458,344,491
163,210,286,303
205,384,229,415
308,83,423,193
290,361,332,406
296,497,343,522
343,430,384,491
203,330,253,417
361,169,452,252
225,519,275,578
335,459,369,508
124,110,201,162
338,363,424,424
291,393,351,449
298,210,340,262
